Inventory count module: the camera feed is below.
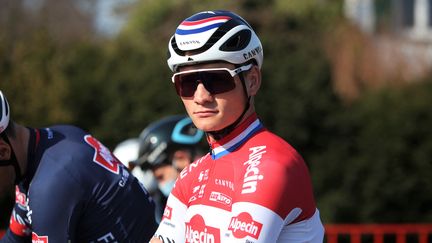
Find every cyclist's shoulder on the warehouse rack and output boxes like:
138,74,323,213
33,126,102,185
252,128,293,147
247,130,304,164
38,124,102,157
44,124,87,137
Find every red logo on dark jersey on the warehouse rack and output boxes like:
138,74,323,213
32,232,48,243
228,212,263,239
163,206,172,220
11,186,30,237
15,186,27,207
10,214,29,237
84,135,121,174
185,215,220,243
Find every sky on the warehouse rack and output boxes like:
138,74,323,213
94,0,135,36
22,0,134,37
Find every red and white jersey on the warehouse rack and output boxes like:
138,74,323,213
154,114,324,243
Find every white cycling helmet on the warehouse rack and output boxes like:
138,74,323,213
0,91,10,134
113,138,158,194
167,10,263,72
113,138,141,167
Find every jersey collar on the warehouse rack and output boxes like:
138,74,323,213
209,113,264,160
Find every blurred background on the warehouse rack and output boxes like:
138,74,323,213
1,0,431,230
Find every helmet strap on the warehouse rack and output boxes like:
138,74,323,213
0,132,22,184
208,72,250,140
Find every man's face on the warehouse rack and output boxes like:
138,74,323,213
172,149,192,172
153,164,179,197
153,164,178,185
177,62,248,132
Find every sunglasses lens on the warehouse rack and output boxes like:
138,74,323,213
174,73,199,97
203,71,236,95
174,70,236,97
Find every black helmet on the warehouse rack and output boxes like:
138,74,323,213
136,115,204,170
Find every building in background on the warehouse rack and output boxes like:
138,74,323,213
345,0,432,40
331,0,432,101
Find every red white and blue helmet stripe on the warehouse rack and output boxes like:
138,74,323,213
175,16,231,35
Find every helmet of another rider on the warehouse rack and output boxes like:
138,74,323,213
135,115,204,170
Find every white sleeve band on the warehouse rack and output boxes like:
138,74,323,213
277,209,325,243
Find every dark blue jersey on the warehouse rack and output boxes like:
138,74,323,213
1,125,157,242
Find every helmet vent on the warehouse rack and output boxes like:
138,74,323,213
220,29,251,52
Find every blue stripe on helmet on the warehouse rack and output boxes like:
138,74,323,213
175,23,224,35
171,117,204,144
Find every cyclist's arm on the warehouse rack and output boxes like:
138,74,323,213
152,192,187,243
233,155,324,243
1,211,31,243
28,170,83,242
1,186,32,242
278,209,324,242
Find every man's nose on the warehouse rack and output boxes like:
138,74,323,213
193,83,213,103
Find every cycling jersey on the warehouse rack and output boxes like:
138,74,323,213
1,125,157,243
153,113,324,242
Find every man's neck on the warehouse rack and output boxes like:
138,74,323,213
10,124,30,176
207,108,256,143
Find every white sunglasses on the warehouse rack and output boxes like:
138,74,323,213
171,64,252,97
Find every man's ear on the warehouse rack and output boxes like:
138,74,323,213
0,139,11,161
245,65,261,96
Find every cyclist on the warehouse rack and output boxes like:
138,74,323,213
151,10,324,242
134,115,204,219
0,90,158,242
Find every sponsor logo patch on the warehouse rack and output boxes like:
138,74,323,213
209,191,232,206
214,179,234,191
163,206,173,221
15,186,27,207
242,146,266,194
185,215,220,243
228,212,263,240
84,135,122,174
32,232,48,243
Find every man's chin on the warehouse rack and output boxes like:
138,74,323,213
195,121,222,133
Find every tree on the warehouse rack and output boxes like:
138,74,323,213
314,81,432,223
0,0,100,227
